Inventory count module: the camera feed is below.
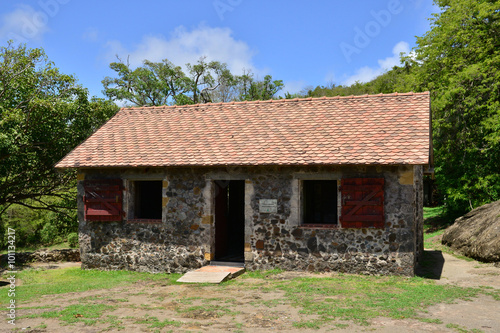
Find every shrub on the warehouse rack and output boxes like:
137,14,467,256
67,232,79,248
40,222,60,245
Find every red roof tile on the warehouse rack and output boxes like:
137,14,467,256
55,92,430,168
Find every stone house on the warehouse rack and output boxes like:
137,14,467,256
56,92,432,276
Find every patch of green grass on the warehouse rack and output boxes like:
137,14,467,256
77,294,111,302
177,304,239,318
0,267,181,304
423,206,453,234
445,323,484,333
418,318,443,324
102,315,125,330
33,304,115,325
250,298,286,308
424,240,476,261
423,206,445,220
424,229,445,241
424,229,446,249
135,314,183,328
223,297,237,304
35,323,48,329
242,268,284,279
18,305,59,310
122,315,136,319
293,320,321,329
178,296,202,304
272,274,481,327
139,303,160,310
482,288,500,301
202,297,224,303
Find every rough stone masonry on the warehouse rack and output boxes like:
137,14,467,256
77,164,423,276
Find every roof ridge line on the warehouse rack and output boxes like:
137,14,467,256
119,91,429,111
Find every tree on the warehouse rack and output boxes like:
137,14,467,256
304,0,500,215
409,0,500,215
0,42,118,216
186,57,234,104
102,57,190,106
103,58,285,106
236,71,284,101
103,57,235,106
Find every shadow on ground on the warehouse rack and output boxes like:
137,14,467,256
416,250,445,279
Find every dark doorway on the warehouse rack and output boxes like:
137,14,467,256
214,180,245,262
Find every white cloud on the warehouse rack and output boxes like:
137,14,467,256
342,41,410,85
103,24,258,75
281,80,306,96
324,71,336,84
83,27,99,42
409,0,425,9
0,5,50,42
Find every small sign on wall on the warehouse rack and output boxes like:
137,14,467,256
259,199,277,213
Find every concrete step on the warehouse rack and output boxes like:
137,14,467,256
177,265,246,284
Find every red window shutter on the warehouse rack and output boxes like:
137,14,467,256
340,178,384,228
83,179,124,222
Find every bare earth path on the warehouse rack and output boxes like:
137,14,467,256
2,246,499,333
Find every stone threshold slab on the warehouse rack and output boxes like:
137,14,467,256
177,265,245,284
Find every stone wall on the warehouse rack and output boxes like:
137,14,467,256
77,165,422,276
0,249,80,265
245,165,419,276
78,169,209,273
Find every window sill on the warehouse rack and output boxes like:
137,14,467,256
300,224,339,229
126,219,162,224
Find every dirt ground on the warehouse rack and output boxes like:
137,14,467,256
3,238,500,333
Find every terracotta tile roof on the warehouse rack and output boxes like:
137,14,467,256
55,92,430,168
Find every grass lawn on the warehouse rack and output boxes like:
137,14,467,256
422,206,477,262
0,267,181,305
423,206,450,246
238,272,483,327
0,206,491,331
2,267,499,331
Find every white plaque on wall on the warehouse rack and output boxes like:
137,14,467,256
259,199,277,213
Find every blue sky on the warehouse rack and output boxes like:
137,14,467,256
0,0,437,99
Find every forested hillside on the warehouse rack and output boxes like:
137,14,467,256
303,0,500,217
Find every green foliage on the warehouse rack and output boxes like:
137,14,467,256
102,57,191,106
0,42,118,246
303,64,415,99
1,196,77,249
409,0,500,216
40,221,60,245
67,232,78,248
240,74,284,101
305,1,500,217
103,57,283,106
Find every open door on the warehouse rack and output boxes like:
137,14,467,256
214,180,245,262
